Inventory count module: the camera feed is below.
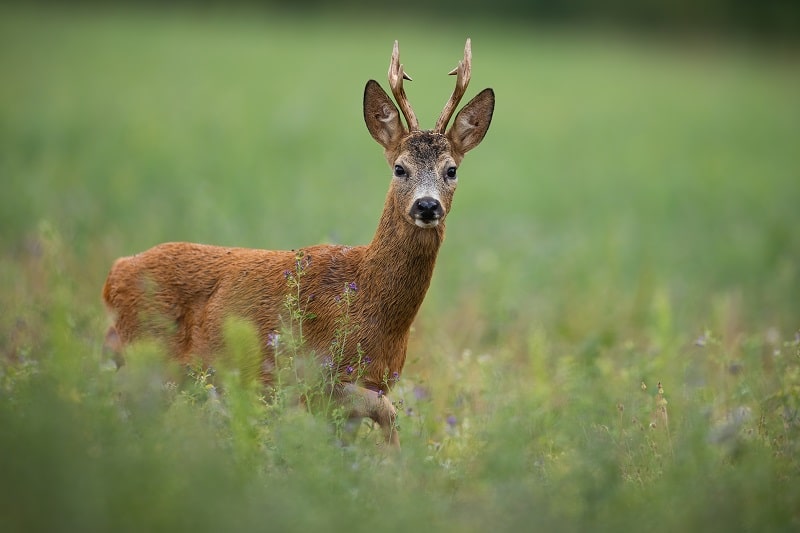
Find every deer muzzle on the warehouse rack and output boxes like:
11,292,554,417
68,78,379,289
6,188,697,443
410,197,444,228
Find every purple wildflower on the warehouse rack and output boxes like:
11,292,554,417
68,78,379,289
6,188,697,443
283,269,291,280
413,385,430,401
346,365,354,375
694,333,707,347
377,389,384,398
363,356,372,366
446,415,457,428
348,281,358,293
266,332,280,349
391,371,400,382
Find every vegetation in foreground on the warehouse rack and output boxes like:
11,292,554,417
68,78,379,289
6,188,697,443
1,5,799,532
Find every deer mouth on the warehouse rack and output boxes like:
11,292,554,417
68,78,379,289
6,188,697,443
413,217,441,229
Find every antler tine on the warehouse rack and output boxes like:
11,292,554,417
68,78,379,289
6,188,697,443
434,38,472,134
388,40,420,132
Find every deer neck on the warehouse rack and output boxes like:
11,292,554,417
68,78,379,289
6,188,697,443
360,193,445,333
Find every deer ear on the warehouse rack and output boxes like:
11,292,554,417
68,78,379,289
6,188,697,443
364,80,406,151
447,88,494,157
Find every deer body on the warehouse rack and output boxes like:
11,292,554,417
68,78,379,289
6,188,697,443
103,207,439,392
103,40,494,448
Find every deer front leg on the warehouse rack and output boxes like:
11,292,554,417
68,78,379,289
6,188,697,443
341,382,400,449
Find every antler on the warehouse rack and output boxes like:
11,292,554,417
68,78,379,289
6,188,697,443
434,38,472,134
388,40,420,132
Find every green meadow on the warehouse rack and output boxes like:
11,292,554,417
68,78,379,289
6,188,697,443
1,5,799,531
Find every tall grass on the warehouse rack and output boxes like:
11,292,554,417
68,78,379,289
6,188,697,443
1,5,799,532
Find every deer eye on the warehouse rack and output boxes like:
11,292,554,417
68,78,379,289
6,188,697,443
445,166,457,180
394,165,407,178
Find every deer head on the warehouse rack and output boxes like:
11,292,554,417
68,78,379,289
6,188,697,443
363,39,494,230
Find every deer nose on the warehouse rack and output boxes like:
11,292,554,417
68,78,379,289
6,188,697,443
410,197,444,225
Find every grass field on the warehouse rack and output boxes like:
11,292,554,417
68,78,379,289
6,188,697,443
1,5,799,532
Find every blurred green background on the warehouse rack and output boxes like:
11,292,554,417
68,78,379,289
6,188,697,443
3,3,797,332
1,3,799,532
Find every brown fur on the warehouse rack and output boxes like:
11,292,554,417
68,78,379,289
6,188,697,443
102,50,494,448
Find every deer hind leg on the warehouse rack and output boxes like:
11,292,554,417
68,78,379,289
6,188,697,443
341,382,400,449
103,325,126,369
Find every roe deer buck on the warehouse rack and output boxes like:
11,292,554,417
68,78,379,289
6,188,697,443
102,39,494,448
